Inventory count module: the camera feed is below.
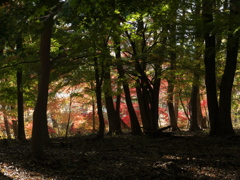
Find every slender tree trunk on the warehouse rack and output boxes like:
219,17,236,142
123,84,142,134
114,36,142,135
167,20,179,131
92,96,96,131
151,69,161,130
17,69,26,140
4,116,11,139
189,82,201,131
126,24,154,132
174,96,179,121
202,0,218,135
65,94,72,138
104,63,121,135
135,57,156,131
167,82,179,131
197,92,207,128
217,0,239,136
94,57,105,138
194,0,205,129
3,106,11,139
16,36,26,141
31,17,52,159
136,85,150,132
90,81,96,131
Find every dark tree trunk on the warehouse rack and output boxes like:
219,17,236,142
92,99,96,131
90,81,96,131
151,70,161,131
104,62,121,135
197,93,207,128
17,69,26,141
167,21,179,131
126,19,162,132
120,79,142,134
114,36,142,135
202,0,218,135
174,97,179,121
136,85,151,132
65,95,72,138
31,18,52,159
194,0,205,129
123,84,142,135
189,82,201,131
16,36,26,141
167,82,179,131
217,0,239,136
3,106,11,139
94,57,105,138
4,116,11,139
126,23,154,132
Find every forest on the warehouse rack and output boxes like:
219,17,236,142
0,0,240,179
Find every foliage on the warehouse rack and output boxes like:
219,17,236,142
1,0,240,140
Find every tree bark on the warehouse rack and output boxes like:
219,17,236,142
31,17,52,159
136,85,151,132
189,82,201,131
94,57,105,138
16,36,26,141
217,0,239,136
167,19,179,131
3,106,11,139
114,36,142,135
104,61,121,135
167,82,179,131
90,81,96,131
197,93,206,128
202,0,218,135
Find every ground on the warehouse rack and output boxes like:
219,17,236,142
0,130,240,180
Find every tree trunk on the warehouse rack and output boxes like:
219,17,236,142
114,35,142,135
167,20,179,131
3,106,11,139
12,120,18,139
16,36,26,141
194,0,205,129
92,96,96,131
197,93,207,128
126,22,155,132
189,82,201,131
136,85,151,132
31,17,52,159
202,0,218,135
90,81,96,131
65,94,72,138
167,82,179,131
104,62,121,135
174,96,179,121
151,70,161,131
122,83,142,135
217,0,239,136
94,57,105,138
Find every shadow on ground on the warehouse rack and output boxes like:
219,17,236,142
0,131,240,179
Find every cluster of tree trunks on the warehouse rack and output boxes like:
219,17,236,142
203,0,239,136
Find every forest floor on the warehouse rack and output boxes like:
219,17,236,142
0,130,240,180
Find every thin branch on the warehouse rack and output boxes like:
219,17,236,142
0,60,40,69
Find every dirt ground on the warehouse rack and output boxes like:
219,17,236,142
0,130,240,180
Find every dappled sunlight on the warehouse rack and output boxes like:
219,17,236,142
0,133,240,179
0,162,48,179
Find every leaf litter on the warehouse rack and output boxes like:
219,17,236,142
0,131,240,179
